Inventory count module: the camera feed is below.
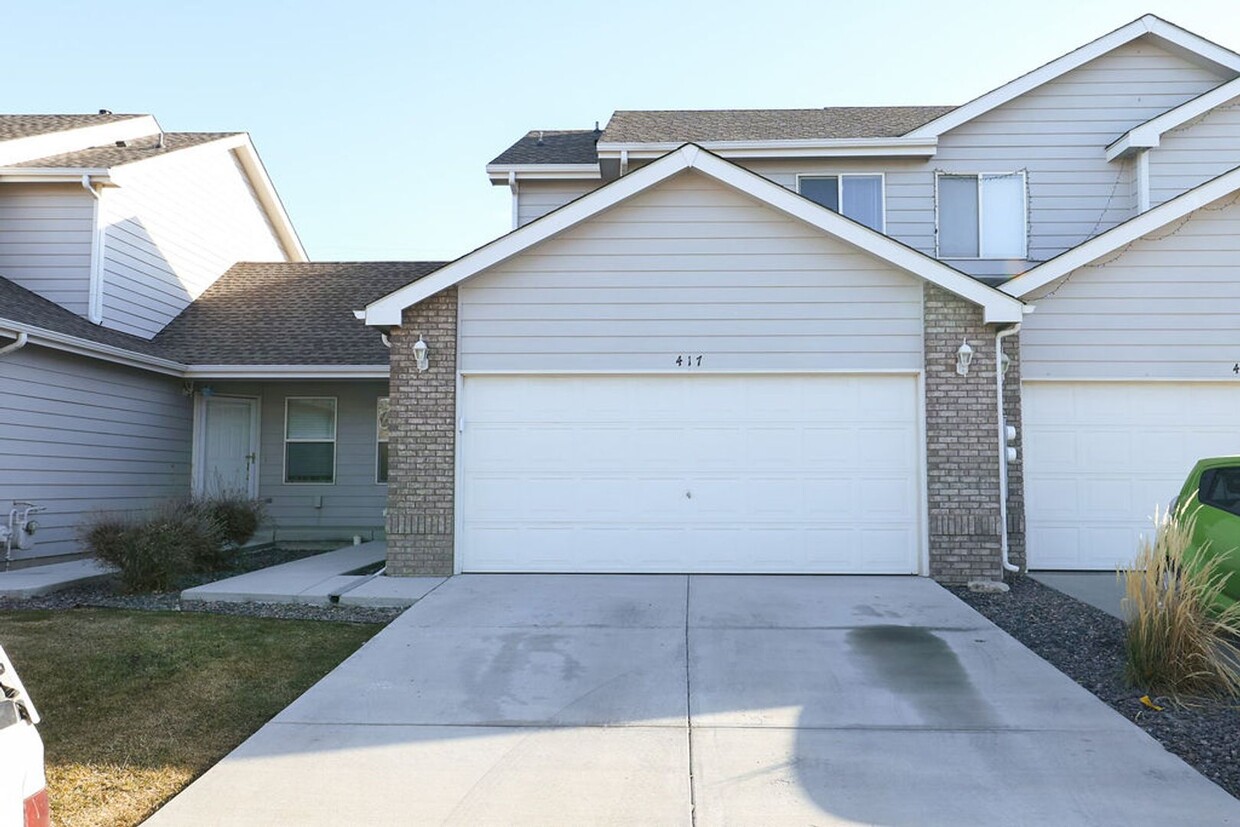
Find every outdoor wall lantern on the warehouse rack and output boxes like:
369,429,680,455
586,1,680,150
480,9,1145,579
955,339,974,376
413,335,429,372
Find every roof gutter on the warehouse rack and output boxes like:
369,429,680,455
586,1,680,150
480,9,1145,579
0,317,186,376
0,331,28,359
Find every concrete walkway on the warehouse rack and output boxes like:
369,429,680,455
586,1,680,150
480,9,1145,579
1032,571,1129,620
180,542,442,608
0,558,115,598
147,575,1240,826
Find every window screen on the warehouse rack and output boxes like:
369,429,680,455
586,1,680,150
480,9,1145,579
285,398,336,483
938,175,979,257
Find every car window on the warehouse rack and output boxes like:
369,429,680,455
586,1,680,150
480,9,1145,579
1198,467,1240,517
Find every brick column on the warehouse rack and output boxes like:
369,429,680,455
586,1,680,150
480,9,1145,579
386,287,457,576
923,284,1011,583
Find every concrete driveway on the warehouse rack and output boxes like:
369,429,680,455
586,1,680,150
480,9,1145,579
147,575,1239,826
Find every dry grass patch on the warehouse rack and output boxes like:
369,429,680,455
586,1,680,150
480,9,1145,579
1120,510,1240,699
0,608,381,827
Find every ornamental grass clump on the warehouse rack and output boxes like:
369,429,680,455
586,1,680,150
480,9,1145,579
1120,507,1240,698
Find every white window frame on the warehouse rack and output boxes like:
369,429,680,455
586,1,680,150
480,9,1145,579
934,171,1028,259
376,396,390,485
795,172,886,233
283,396,338,485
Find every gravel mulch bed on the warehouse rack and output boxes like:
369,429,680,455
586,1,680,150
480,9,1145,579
951,577,1240,800
0,545,403,625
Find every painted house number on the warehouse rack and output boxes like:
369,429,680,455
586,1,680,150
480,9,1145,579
675,355,704,368
1234,363,1240,375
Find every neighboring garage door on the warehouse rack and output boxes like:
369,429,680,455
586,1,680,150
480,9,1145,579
1025,382,1240,570
460,373,921,573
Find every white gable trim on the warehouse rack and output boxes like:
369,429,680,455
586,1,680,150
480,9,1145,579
364,144,1024,325
1106,76,1240,160
908,15,1240,140
1001,164,1240,298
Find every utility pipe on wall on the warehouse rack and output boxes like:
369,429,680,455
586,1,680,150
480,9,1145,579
996,324,1021,574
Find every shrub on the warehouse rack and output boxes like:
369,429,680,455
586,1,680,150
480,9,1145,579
201,494,266,549
1120,507,1240,698
84,499,227,591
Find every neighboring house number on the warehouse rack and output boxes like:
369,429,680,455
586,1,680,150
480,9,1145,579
676,355,704,368
1234,363,1240,375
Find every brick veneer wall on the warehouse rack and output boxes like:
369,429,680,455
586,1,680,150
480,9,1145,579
386,288,458,576
923,284,1023,583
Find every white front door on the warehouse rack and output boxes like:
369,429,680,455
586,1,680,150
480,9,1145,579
1024,382,1240,570
459,373,922,574
199,396,259,498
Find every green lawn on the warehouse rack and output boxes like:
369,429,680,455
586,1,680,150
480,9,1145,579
0,609,382,827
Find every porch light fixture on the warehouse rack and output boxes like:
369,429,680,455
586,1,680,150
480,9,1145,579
412,335,429,372
955,339,974,376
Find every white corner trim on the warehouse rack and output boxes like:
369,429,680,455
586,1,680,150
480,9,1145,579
183,364,389,379
364,144,1025,326
1002,163,1240,298
1106,76,1240,160
908,15,1240,140
0,115,161,167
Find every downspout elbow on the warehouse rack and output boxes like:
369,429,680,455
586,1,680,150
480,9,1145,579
0,331,28,358
997,324,1021,574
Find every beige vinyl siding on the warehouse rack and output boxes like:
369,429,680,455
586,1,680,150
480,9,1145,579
1148,99,1240,208
206,380,388,540
0,184,95,315
100,146,286,338
460,170,924,372
1021,192,1240,380
516,180,601,226
0,346,191,562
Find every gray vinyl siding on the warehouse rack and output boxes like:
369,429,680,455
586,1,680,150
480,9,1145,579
100,147,286,338
0,346,192,562
1021,193,1240,380
460,170,924,372
0,184,95,316
516,180,600,226
206,380,388,540
1149,99,1240,207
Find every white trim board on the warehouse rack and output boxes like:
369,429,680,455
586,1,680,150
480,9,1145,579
1002,162,1240,298
1107,76,1240,160
363,144,1025,325
907,15,1240,140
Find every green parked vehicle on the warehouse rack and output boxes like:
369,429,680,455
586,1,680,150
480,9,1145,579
1173,457,1240,611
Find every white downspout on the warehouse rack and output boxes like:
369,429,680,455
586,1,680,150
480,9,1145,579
0,331,28,358
1136,149,1151,214
508,171,519,230
997,324,1021,573
82,174,105,324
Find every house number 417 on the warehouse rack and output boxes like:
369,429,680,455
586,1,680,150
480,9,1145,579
676,355,704,368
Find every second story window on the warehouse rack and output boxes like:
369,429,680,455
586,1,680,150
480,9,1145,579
937,172,1027,258
798,174,884,232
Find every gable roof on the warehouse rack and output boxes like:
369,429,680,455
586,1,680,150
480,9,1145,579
154,261,445,368
906,15,1240,139
365,144,1025,326
1107,75,1240,159
601,107,955,144
2,132,241,170
1001,162,1240,298
0,114,141,141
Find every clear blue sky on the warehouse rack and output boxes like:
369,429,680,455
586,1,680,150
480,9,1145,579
8,0,1238,262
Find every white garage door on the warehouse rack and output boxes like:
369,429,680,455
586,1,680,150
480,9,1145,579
460,374,921,573
1025,382,1240,570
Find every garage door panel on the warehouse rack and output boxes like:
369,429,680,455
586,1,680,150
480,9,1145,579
1026,382,1240,570
461,374,921,573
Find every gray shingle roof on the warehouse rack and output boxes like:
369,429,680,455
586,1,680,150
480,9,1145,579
490,130,601,166
600,107,957,143
152,262,446,365
0,276,166,358
0,114,143,141
5,132,239,170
